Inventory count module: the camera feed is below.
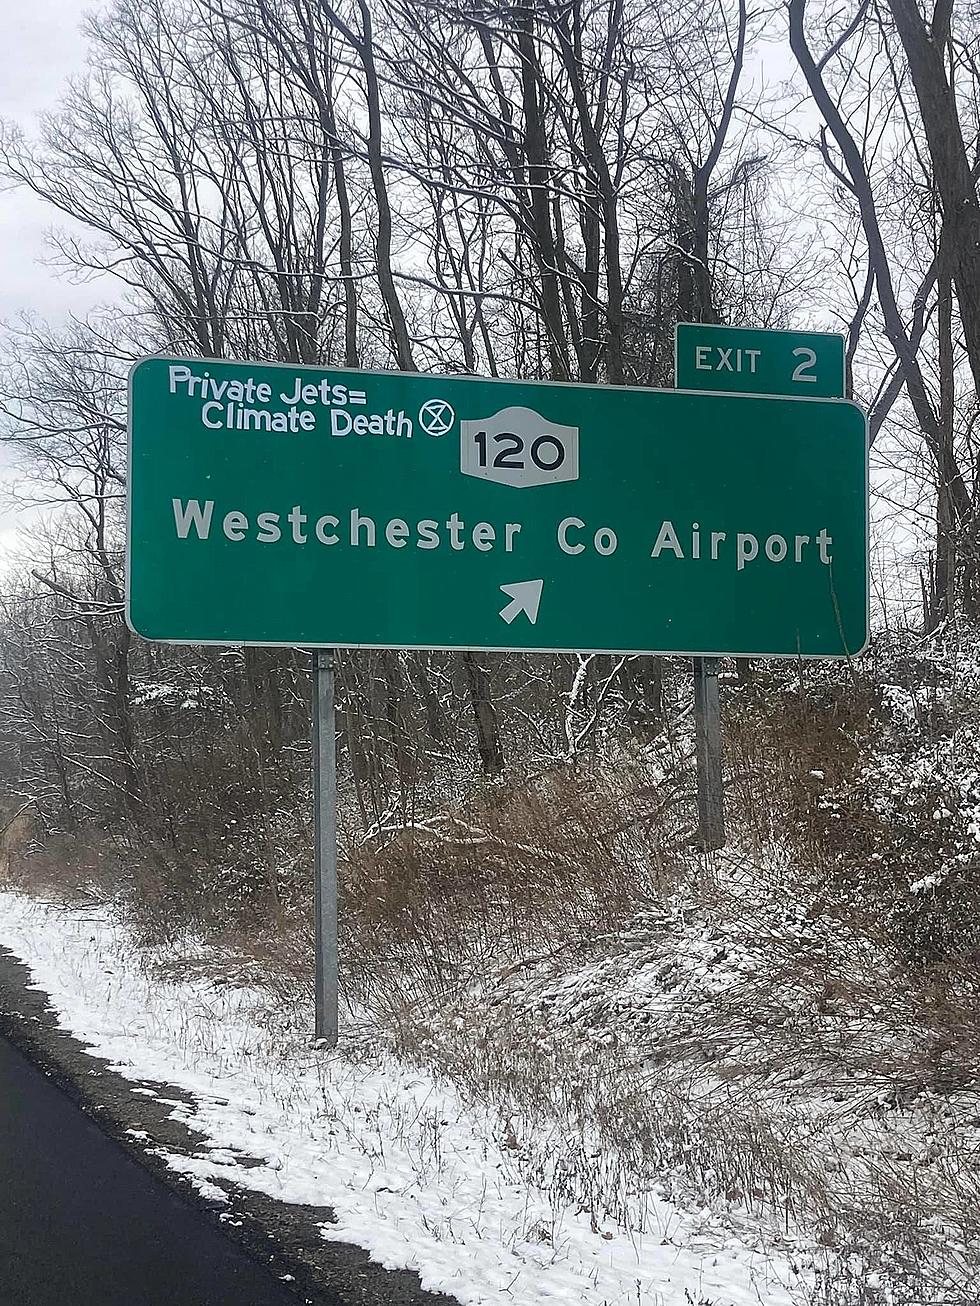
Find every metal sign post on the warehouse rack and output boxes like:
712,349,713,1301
311,648,338,1046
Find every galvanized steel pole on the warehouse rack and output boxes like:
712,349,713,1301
312,649,339,1045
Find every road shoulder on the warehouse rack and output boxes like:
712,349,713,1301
0,943,458,1306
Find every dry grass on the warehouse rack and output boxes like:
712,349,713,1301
339,757,693,1014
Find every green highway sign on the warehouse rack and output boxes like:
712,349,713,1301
127,357,869,657
675,323,847,398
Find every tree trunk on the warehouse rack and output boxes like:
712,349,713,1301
461,652,503,775
886,0,980,399
516,6,570,380
353,0,416,370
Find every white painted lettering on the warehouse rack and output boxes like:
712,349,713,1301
651,520,683,559
173,499,214,539
350,508,375,547
417,520,439,549
472,522,495,552
315,515,339,545
256,512,281,543
446,513,465,550
558,516,586,555
737,533,758,570
242,408,272,432
288,505,307,544
222,510,248,541
202,401,223,429
594,527,617,556
386,518,409,548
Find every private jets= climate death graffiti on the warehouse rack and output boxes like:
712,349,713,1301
161,364,414,437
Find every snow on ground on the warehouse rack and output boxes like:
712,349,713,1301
0,889,803,1306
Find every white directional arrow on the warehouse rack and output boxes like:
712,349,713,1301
499,579,544,625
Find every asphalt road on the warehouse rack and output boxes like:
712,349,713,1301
0,1031,304,1306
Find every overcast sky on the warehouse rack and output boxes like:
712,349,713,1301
0,0,100,560
0,0,104,324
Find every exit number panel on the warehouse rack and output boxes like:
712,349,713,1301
675,323,846,399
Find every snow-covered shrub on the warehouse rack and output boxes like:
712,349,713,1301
812,634,980,967
817,728,980,965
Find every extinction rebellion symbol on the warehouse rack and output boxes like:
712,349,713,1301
418,398,456,437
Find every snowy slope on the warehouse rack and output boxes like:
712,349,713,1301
0,890,803,1306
